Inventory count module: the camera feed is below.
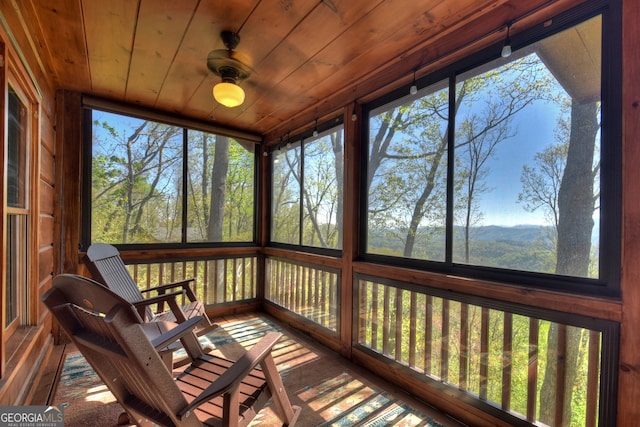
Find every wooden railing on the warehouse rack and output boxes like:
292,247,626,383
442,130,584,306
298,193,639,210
265,256,340,332
118,250,617,426
355,274,618,427
126,255,258,305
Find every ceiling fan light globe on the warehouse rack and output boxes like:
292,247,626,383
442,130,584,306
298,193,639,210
213,82,245,107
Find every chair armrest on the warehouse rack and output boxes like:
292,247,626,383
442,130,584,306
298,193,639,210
148,316,203,350
140,278,194,293
133,290,188,322
178,332,283,419
141,278,198,301
133,289,186,307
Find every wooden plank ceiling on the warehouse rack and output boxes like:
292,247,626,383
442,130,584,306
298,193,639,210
21,0,584,139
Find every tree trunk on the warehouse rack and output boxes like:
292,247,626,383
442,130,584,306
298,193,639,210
539,99,598,425
207,135,229,241
207,135,229,302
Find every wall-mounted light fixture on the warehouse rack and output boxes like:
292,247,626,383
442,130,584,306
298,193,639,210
501,22,513,58
410,70,418,95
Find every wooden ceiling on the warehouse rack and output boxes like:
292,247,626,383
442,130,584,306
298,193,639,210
15,0,584,139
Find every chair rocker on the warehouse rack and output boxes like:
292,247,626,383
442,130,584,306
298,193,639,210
43,274,301,427
86,243,217,336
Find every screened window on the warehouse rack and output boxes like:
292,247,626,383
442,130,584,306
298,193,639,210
365,9,617,292
88,109,256,246
368,80,449,260
271,124,344,250
453,17,601,279
187,130,255,242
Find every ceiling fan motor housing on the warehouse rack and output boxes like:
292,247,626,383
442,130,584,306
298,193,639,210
206,31,252,82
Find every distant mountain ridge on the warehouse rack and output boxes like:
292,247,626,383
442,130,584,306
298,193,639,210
467,224,552,243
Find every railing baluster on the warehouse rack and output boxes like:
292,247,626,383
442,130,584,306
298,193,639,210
460,302,469,390
425,295,432,375
409,292,417,368
395,288,403,361
383,285,391,355
240,258,246,300
146,264,152,291
372,282,379,350
586,330,600,427
132,264,139,283
350,278,607,427
527,318,539,421
502,312,512,411
555,324,567,426
480,307,489,400
214,259,220,304
441,299,450,382
204,259,210,304
231,258,237,300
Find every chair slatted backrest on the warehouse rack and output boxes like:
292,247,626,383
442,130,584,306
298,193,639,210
86,243,154,322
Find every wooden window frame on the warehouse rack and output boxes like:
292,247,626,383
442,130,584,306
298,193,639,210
0,42,40,377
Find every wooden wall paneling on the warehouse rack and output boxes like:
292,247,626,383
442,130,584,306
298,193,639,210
39,215,54,252
54,90,83,275
39,104,55,154
37,248,53,292
40,145,54,186
0,327,51,404
0,2,57,398
39,180,54,217
36,276,53,326
618,0,640,424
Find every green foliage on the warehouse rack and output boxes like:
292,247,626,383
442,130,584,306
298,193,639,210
271,127,344,248
357,280,599,426
91,111,256,244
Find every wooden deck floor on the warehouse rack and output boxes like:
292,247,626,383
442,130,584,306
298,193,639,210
32,312,467,426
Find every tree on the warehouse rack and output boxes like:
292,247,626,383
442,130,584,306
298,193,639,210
538,99,600,425
271,128,344,249
367,55,555,260
92,118,183,243
457,115,511,262
207,135,229,241
518,143,568,238
272,147,302,244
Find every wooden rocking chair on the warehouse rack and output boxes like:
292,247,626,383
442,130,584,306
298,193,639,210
43,274,301,427
86,243,218,336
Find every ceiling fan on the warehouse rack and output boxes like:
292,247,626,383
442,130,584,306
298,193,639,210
207,31,253,108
